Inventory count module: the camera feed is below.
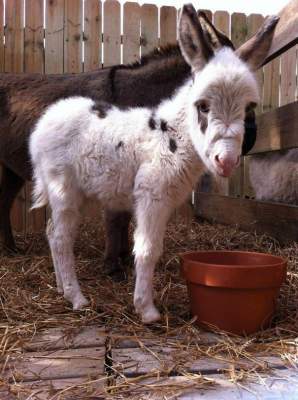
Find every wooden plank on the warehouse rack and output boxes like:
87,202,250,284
264,0,298,65
214,11,229,37
116,370,298,400
24,0,46,233
247,14,264,114
8,376,106,400
195,192,298,243
24,0,44,73
84,0,102,71
4,347,105,382
5,0,25,233
113,346,286,378
229,13,248,197
263,58,280,112
250,101,298,154
0,0,4,72
160,6,177,47
141,4,158,56
123,2,140,64
64,0,82,73
103,0,120,67
280,47,297,106
45,0,64,74
23,326,106,351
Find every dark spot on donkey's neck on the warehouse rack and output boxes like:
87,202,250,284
169,138,177,153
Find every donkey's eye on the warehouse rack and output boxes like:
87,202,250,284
245,102,257,112
197,101,210,114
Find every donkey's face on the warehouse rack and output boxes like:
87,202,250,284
179,5,278,177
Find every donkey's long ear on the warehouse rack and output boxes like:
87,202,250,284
178,4,213,71
198,11,235,51
236,16,279,70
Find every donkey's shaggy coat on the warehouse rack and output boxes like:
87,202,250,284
29,5,278,323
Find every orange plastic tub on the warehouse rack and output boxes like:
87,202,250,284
180,251,287,335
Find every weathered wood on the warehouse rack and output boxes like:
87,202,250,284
264,0,298,65
113,346,286,378
24,326,106,351
229,13,248,197
116,370,298,400
8,376,106,400
4,347,105,382
45,0,64,74
5,0,25,233
160,6,177,47
141,4,158,56
214,11,229,36
123,2,141,64
103,0,121,67
0,0,5,73
280,47,297,106
250,101,298,154
84,0,102,71
64,0,82,73
195,192,298,243
24,0,46,233
263,58,280,112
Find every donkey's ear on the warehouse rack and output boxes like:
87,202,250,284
198,11,235,51
236,15,279,70
178,4,213,71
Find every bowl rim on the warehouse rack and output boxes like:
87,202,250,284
179,250,287,269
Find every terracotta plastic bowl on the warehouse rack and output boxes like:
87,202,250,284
180,251,287,335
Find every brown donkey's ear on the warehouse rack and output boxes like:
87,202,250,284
236,15,279,70
178,4,214,71
198,11,235,51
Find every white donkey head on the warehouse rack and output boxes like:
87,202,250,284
178,4,278,177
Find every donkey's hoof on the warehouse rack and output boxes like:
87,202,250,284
141,307,161,324
72,295,89,311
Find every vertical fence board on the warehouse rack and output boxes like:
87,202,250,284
84,0,102,71
229,13,247,198
160,6,177,47
141,4,158,56
263,58,280,112
0,0,4,72
5,0,25,232
123,2,140,64
25,0,46,232
214,11,230,36
280,47,297,106
45,0,64,74
64,0,82,73
244,14,264,199
103,0,120,67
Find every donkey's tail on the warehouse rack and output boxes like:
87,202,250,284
31,174,48,210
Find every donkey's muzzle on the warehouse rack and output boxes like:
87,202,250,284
242,110,257,155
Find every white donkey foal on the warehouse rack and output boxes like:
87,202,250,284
30,5,278,323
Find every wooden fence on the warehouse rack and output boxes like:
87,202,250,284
1,0,297,238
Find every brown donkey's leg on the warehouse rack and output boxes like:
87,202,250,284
104,210,131,280
0,166,25,251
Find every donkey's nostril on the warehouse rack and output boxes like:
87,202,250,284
214,154,220,164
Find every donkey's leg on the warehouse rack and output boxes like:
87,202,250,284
104,210,131,279
133,200,170,324
46,218,63,293
0,165,25,251
48,193,88,310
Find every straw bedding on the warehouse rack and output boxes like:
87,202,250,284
0,213,297,398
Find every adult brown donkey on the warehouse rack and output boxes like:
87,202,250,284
0,12,258,278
